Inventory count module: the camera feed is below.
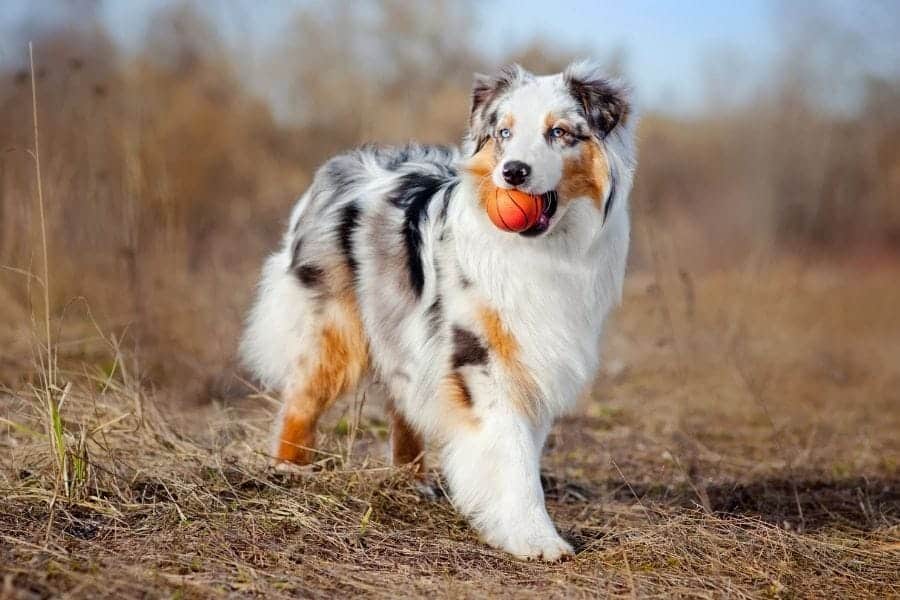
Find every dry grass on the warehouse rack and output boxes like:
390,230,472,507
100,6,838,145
2,262,898,599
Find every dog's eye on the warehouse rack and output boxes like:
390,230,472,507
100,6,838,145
498,128,511,139
550,127,567,139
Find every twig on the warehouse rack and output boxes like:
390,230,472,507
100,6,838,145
29,42,53,393
621,545,637,600
611,457,654,524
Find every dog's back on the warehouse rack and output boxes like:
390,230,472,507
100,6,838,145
241,144,457,393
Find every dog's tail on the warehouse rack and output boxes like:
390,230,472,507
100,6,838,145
239,238,317,391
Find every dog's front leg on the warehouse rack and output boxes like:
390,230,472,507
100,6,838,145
440,409,572,561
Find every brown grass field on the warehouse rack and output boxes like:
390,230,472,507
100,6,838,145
2,3,900,597
2,257,899,599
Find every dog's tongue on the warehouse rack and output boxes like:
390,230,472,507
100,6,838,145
535,212,550,230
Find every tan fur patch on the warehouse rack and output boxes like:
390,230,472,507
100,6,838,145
465,139,499,211
466,138,496,178
323,261,357,299
544,112,556,132
446,371,474,408
389,404,424,472
276,409,317,464
478,307,538,419
439,371,479,428
558,140,610,211
544,112,575,133
480,307,519,365
307,320,365,402
275,296,369,464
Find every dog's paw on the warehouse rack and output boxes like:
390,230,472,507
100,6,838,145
484,526,574,562
413,478,444,501
270,460,316,473
506,534,574,562
267,460,317,484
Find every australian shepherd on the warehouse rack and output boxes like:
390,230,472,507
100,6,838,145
241,61,636,561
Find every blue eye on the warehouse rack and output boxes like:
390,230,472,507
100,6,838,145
550,127,566,139
499,128,511,139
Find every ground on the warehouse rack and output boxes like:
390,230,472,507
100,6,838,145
1,260,899,599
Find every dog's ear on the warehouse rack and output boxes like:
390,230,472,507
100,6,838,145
468,65,527,151
565,61,630,138
469,65,524,120
470,72,498,118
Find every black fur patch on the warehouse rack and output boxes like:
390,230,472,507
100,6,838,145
338,202,361,280
295,264,325,288
439,180,457,225
389,172,453,297
451,326,488,369
604,171,617,223
426,295,443,337
458,266,472,289
473,135,490,154
288,237,303,271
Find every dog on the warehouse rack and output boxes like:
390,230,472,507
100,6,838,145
241,60,636,561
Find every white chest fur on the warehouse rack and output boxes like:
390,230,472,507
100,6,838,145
450,194,630,417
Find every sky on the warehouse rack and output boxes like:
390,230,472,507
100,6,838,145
0,0,782,115
473,0,776,112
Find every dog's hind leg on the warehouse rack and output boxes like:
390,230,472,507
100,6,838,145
273,297,368,465
388,401,425,472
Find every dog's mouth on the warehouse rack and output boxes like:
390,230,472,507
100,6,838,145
519,191,558,237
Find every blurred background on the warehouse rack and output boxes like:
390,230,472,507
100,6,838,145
1,0,899,403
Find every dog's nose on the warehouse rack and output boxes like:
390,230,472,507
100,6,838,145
502,161,531,186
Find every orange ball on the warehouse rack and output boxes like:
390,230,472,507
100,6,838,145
486,188,542,232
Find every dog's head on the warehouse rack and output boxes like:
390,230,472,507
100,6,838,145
465,61,632,237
